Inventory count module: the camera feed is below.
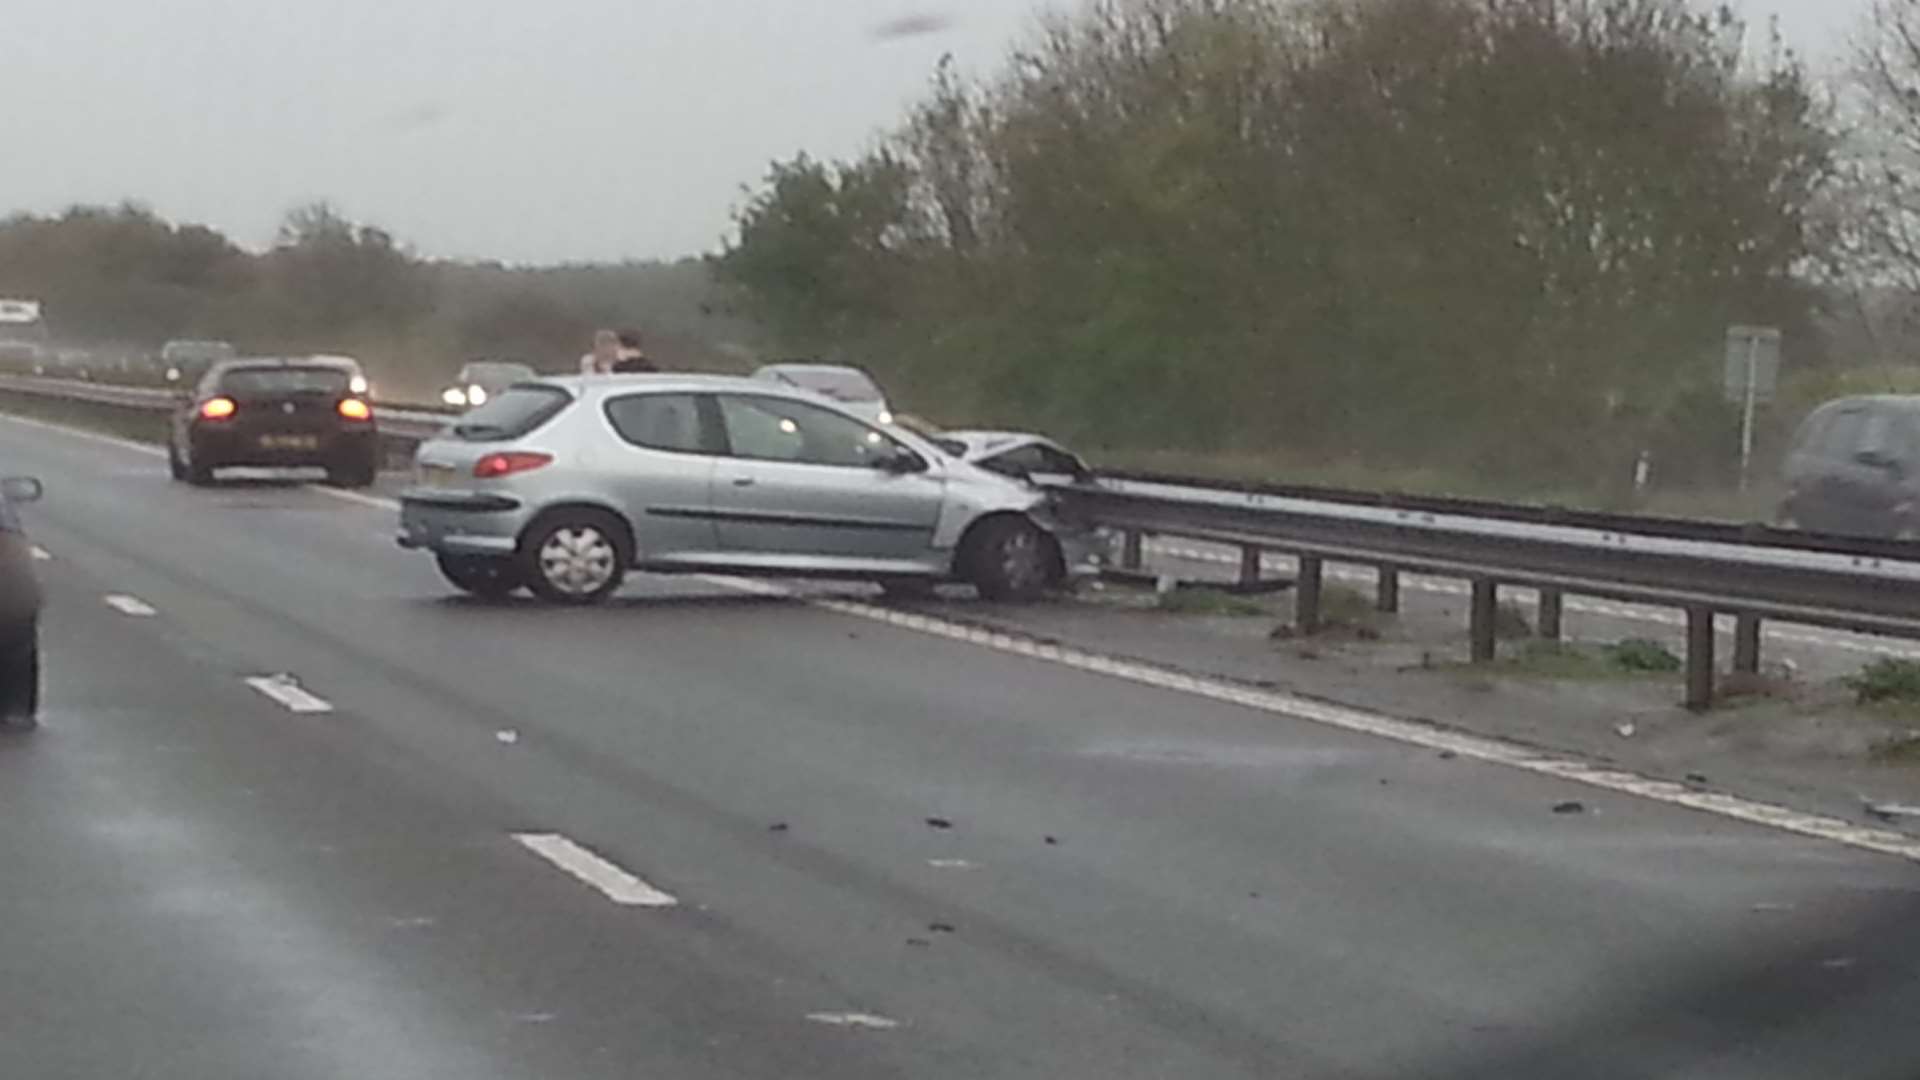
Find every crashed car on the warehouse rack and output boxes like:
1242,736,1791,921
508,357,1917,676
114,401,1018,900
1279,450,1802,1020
397,374,1102,603
932,430,1094,483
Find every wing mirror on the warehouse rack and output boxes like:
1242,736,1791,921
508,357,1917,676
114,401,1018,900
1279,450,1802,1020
1,476,44,504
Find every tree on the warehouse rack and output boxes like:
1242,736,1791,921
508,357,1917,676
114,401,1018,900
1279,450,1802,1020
266,202,435,340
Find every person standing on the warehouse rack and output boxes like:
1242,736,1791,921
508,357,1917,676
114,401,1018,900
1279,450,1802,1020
579,329,620,375
613,329,657,373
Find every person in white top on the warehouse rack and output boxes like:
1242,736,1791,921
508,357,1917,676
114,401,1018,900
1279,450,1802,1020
579,329,620,375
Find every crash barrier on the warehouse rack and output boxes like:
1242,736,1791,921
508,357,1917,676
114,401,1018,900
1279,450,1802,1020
6,371,1914,709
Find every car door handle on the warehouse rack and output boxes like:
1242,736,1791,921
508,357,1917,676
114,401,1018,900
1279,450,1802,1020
731,476,756,487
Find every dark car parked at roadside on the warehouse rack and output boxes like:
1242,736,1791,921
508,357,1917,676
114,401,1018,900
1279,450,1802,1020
0,474,45,730
1779,395,1920,539
167,356,379,488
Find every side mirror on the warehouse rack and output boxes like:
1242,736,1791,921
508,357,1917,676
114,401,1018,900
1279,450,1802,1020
1,476,43,504
877,449,929,475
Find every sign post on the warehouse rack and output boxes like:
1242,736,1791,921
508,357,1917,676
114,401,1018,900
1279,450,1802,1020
1724,326,1781,493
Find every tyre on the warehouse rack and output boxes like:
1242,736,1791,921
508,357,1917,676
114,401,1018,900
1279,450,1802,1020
327,455,378,489
167,439,187,482
519,510,629,605
962,516,1054,603
185,445,215,487
437,553,523,600
0,631,39,732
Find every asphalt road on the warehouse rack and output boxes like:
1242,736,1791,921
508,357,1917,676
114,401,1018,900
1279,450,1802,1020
4,413,1920,1079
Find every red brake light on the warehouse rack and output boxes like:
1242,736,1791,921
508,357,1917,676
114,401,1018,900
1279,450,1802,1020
199,396,237,420
473,452,553,479
338,398,372,421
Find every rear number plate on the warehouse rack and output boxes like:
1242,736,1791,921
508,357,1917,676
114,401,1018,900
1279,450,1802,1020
260,434,318,450
418,464,457,487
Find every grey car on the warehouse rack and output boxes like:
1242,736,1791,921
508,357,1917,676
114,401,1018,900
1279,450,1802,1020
396,374,1099,604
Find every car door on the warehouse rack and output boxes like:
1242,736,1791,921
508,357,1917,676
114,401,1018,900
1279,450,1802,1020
711,393,944,561
600,392,724,559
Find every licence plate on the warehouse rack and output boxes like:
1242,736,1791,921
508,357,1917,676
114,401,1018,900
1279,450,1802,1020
417,464,457,487
259,434,318,450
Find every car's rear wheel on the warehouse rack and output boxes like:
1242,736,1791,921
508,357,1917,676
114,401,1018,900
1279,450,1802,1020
0,631,40,732
167,439,188,482
436,554,523,600
184,444,215,487
962,516,1053,603
520,510,629,605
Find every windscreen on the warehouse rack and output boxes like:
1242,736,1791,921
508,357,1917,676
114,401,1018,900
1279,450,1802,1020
452,384,571,441
463,362,536,385
220,367,351,396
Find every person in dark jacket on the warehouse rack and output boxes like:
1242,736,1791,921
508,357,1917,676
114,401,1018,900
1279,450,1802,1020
613,330,657,373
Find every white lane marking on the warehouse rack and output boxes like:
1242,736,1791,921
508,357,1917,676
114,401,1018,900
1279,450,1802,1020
244,675,336,714
0,410,168,458
806,1012,901,1030
30,545,50,561
511,833,679,908
103,594,158,617
708,578,1920,863
312,486,399,511
927,859,978,870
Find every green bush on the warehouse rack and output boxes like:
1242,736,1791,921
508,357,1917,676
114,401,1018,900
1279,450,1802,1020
1605,639,1683,673
1849,659,1920,705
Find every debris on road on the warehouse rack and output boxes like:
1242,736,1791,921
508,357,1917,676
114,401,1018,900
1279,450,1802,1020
806,1012,901,1030
1614,722,1637,739
495,729,520,745
1044,835,1060,845
929,922,957,934
1552,801,1586,815
768,822,790,833
925,817,954,830
1863,800,1920,823
1438,750,1458,761
905,938,932,948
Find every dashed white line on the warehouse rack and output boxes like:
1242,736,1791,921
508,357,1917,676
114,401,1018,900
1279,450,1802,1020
103,594,158,617
0,410,167,458
512,832,679,908
30,545,50,561
806,1012,901,1030
244,675,336,714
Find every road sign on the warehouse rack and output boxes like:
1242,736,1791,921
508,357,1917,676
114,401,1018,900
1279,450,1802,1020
1725,325,1782,493
1724,325,1781,405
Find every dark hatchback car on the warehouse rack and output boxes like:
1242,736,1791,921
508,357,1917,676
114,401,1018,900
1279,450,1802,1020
1779,395,1920,539
168,357,380,488
0,474,45,730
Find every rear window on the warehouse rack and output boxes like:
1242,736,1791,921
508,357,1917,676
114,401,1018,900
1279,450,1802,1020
220,367,351,396
605,393,717,454
452,385,572,442
462,362,536,384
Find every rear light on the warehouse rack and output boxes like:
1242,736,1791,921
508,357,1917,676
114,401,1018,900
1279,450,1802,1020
338,398,372,421
199,396,237,420
473,451,553,479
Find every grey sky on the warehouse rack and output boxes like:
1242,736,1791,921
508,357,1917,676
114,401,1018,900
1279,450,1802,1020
0,0,1872,264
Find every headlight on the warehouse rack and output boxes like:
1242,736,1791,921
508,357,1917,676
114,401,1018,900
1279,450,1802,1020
467,385,488,405
441,387,467,407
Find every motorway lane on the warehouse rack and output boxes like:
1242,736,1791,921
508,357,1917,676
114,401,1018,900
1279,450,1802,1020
4,413,1920,1077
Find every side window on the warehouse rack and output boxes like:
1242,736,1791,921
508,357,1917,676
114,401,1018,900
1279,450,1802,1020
718,394,897,468
605,394,714,455
979,445,1050,478
1818,410,1866,459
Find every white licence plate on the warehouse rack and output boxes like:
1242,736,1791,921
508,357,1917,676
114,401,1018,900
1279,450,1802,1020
260,434,318,450
418,464,457,488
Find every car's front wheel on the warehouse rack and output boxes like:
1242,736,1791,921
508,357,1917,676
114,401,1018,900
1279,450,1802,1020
962,516,1054,603
0,630,40,732
520,510,629,605
437,554,523,600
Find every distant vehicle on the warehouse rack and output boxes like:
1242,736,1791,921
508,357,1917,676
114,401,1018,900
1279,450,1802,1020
1779,395,1920,538
0,299,50,371
397,374,1101,604
167,356,379,488
441,360,537,409
932,430,1094,483
0,474,45,730
750,363,894,426
159,340,238,387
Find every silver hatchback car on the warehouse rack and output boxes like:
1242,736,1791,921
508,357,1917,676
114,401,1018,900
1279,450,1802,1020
397,374,1099,604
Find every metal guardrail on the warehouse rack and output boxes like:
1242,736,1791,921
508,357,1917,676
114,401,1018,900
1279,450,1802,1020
4,370,1915,708
1052,477,1920,709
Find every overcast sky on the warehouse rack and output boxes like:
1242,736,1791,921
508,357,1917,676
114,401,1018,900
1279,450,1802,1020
0,0,1874,264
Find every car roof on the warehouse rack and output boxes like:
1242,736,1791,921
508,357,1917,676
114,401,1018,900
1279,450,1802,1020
210,355,363,375
540,372,852,397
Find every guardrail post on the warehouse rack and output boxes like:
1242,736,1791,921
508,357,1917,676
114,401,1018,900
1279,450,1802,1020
1121,531,1144,571
1376,564,1401,614
1469,579,1498,664
1538,589,1564,642
1239,545,1262,588
1733,614,1762,676
1295,556,1324,635
1686,607,1716,711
